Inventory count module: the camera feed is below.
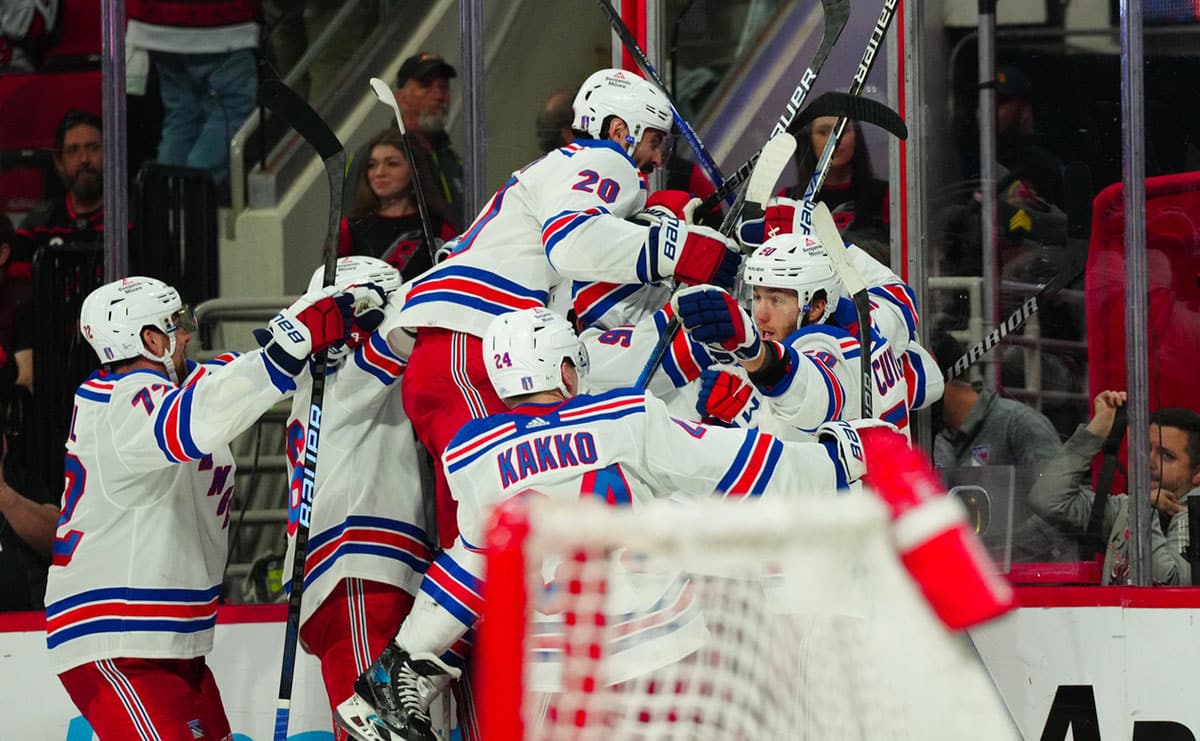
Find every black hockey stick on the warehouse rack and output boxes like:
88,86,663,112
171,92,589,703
593,0,728,198
794,0,901,418
634,133,797,390
691,0,849,220
789,91,907,140
258,62,346,741
943,162,1093,381
369,77,441,267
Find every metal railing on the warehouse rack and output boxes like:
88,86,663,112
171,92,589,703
927,274,1087,409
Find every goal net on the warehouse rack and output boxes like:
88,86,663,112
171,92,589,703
477,490,1018,741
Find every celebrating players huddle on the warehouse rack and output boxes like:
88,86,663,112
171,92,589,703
45,68,992,741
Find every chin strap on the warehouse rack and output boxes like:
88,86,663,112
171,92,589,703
141,332,180,385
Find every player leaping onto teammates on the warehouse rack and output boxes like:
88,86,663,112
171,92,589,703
335,307,890,741
44,275,385,740
396,67,741,550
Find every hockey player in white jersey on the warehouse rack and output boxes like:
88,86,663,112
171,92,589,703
398,67,740,550
46,275,385,740
278,257,434,737
673,231,943,440
336,307,889,741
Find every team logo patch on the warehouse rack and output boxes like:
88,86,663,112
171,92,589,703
971,444,990,466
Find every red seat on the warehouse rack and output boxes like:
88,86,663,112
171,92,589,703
1086,171,1200,493
43,0,102,67
0,71,102,151
0,71,100,212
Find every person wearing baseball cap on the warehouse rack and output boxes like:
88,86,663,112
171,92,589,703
393,52,464,229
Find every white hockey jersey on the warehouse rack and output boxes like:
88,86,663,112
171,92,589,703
45,352,298,673
398,140,663,338
282,328,431,634
417,388,847,687
580,303,717,419
748,242,942,439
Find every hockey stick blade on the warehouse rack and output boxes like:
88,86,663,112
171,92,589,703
700,0,850,216
593,0,727,198
258,68,346,285
369,77,441,265
943,162,1094,381
720,131,798,237
788,91,908,140
812,202,872,416
638,134,798,391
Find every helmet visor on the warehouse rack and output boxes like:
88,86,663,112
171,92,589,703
168,306,198,334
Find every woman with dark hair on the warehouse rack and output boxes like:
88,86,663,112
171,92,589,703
786,116,891,260
338,128,458,281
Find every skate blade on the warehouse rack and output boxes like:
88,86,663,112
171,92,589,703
335,694,394,741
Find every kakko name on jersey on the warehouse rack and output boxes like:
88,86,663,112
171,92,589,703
390,387,855,687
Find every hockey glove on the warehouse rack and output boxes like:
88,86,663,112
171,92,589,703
816,418,899,488
857,428,1016,630
671,285,761,362
258,284,386,375
645,216,741,291
697,367,761,428
644,189,702,224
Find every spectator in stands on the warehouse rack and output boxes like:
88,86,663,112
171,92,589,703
14,110,105,263
786,116,890,263
993,64,1064,208
126,0,258,186
339,128,458,281
535,89,576,153
931,331,1072,560
346,53,464,231
1029,390,1200,585
0,216,31,393
0,411,57,612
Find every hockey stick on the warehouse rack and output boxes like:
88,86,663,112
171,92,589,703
692,0,849,219
811,201,873,416
694,92,907,221
369,77,441,267
258,64,346,741
943,162,1093,381
593,0,728,199
794,0,901,418
789,90,907,140
634,133,797,390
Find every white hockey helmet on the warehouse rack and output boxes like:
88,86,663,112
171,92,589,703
483,308,589,400
742,233,846,326
307,256,401,362
79,276,194,373
572,68,673,156
307,255,402,296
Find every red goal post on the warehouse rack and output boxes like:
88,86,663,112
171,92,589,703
478,463,1019,740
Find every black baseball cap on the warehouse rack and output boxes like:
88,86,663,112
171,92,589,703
994,65,1032,101
396,52,457,87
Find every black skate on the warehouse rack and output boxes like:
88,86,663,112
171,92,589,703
336,644,458,741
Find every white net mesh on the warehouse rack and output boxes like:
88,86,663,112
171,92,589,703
484,494,1018,741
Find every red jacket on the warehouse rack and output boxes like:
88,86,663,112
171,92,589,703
127,0,257,28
